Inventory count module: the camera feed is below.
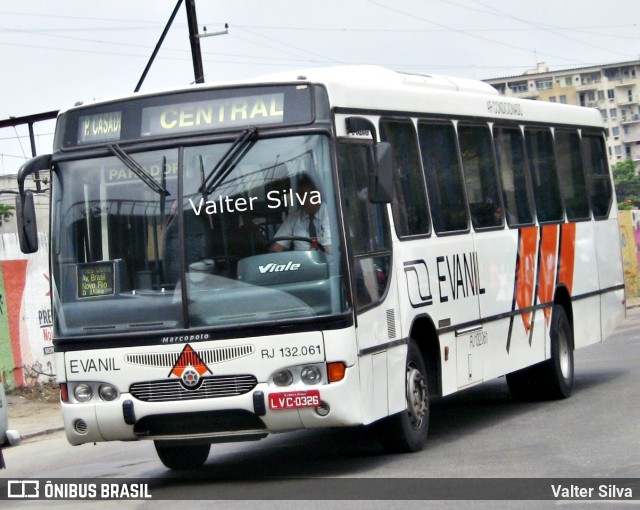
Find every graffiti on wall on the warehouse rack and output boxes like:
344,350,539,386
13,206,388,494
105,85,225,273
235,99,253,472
0,232,54,390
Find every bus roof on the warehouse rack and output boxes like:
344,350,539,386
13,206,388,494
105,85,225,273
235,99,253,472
61,65,605,129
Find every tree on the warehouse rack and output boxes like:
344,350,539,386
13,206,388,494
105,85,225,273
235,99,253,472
613,160,640,210
0,203,15,228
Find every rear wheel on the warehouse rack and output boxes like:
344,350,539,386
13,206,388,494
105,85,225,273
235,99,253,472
507,305,574,400
375,339,429,453
154,441,211,470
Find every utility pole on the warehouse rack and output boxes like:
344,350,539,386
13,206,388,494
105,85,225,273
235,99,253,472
185,0,205,84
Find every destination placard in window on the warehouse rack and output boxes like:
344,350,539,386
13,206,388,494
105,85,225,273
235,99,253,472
77,262,115,299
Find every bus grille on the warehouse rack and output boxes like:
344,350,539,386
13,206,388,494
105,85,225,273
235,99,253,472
129,375,258,402
125,344,255,368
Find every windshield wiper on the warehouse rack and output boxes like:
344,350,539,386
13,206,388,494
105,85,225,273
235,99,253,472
108,144,170,196
199,127,258,197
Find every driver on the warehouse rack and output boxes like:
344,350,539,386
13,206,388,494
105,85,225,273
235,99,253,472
270,174,331,253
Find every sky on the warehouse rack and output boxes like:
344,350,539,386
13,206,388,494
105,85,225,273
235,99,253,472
0,0,639,177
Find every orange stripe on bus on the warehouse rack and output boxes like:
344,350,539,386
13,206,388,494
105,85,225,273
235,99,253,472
538,225,559,326
515,226,538,333
557,222,576,295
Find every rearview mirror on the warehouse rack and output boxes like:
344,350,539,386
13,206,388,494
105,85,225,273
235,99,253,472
16,153,51,254
16,191,38,253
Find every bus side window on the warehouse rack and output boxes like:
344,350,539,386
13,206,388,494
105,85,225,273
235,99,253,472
338,142,392,310
555,130,590,220
582,133,613,219
525,127,563,223
379,119,431,237
458,124,503,229
494,126,535,227
418,121,469,234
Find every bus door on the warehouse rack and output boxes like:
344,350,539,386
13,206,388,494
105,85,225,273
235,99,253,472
338,141,401,424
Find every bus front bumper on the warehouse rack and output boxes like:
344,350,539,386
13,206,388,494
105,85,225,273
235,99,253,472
62,364,362,446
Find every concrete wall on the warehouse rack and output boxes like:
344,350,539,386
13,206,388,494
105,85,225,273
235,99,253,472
0,232,54,390
619,210,640,297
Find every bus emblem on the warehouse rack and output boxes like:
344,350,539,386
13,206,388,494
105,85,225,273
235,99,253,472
168,344,212,390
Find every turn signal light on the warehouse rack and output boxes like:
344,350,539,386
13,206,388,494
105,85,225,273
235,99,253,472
327,362,346,383
60,383,69,403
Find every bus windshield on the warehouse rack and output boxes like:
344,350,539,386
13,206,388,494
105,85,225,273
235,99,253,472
51,134,345,337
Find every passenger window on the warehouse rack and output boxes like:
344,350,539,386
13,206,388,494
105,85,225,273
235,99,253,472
555,130,590,220
525,127,563,223
380,119,431,237
418,121,468,233
338,142,391,311
494,126,534,226
582,133,613,219
459,124,503,229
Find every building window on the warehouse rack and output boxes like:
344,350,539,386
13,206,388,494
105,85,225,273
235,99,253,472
510,82,528,93
535,78,552,90
549,96,557,103
598,90,605,101
614,146,622,156
607,89,615,100
600,109,607,120
565,77,572,87
559,95,567,104
611,127,620,138
610,108,617,119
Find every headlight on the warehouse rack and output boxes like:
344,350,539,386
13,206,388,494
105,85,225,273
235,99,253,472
98,384,118,401
74,383,93,402
273,369,294,387
300,365,322,385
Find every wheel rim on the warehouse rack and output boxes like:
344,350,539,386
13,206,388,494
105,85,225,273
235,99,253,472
558,327,571,379
406,362,428,430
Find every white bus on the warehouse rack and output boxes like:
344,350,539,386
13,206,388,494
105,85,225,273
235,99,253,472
16,66,624,469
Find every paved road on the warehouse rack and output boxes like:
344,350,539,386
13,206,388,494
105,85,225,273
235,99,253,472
2,309,639,508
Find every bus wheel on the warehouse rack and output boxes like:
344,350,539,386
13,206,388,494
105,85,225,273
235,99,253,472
154,441,211,470
375,339,429,453
507,305,574,401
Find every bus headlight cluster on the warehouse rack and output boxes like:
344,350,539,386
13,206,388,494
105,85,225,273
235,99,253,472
271,363,326,387
74,383,93,402
98,384,119,401
65,382,120,403
300,366,322,385
273,369,294,387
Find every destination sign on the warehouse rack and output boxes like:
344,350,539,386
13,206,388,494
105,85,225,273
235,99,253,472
141,93,285,137
78,111,122,145
77,262,115,299
61,85,317,149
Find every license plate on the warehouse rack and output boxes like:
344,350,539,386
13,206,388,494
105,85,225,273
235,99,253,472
268,390,321,410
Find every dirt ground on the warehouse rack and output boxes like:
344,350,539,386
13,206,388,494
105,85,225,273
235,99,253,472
8,383,59,402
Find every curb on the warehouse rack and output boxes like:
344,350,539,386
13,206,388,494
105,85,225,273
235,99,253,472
21,427,65,441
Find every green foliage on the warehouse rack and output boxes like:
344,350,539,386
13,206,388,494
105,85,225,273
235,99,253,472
613,160,640,209
0,203,15,227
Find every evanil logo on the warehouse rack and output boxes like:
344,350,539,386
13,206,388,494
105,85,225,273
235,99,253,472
259,261,301,274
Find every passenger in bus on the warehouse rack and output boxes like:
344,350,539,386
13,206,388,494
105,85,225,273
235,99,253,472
270,174,332,253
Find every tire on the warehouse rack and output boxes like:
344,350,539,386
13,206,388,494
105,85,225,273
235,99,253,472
375,339,429,453
154,441,211,470
507,305,574,401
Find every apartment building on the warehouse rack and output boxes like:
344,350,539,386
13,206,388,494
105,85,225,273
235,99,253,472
484,60,640,169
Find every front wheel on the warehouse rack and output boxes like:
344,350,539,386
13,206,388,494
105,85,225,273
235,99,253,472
154,441,211,470
375,339,429,453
